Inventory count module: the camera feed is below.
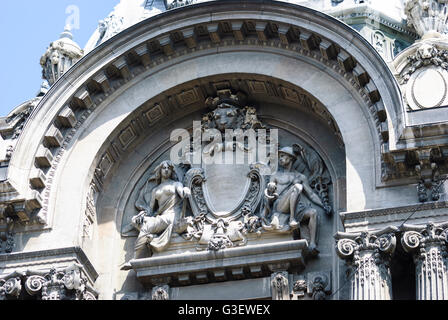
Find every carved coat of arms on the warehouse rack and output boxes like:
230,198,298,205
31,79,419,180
122,90,333,265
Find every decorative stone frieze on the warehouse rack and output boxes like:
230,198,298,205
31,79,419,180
401,221,448,300
0,204,14,254
335,226,398,300
127,240,307,286
291,271,332,300
2,2,398,236
382,146,448,199
0,263,97,300
83,183,98,241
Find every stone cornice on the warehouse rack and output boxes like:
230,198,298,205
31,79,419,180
0,246,98,285
129,239,308,286
340,201,448,223
401,221,448,252
328,4,417,39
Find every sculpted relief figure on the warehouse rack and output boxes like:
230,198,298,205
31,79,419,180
122,90,333,262
262,145,329,255
130,161,191,260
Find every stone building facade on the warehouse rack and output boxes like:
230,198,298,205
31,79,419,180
1,0,448,300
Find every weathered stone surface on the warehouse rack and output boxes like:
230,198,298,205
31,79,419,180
2,0,448,302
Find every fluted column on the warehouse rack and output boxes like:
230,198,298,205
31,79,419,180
335,227,398,300
401,222,448,300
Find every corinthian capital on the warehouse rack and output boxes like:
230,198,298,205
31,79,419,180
335,226,399,261
24,263,97,300
401,221,448,253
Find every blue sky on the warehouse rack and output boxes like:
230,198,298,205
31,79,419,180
0,0,119,117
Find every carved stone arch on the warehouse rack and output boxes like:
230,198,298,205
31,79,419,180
3,0,405,298
85,73,346,295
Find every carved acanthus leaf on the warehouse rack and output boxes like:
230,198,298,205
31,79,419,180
401,222,448,253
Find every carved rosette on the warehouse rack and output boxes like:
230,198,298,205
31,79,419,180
335,227,398,300
401,222,448,300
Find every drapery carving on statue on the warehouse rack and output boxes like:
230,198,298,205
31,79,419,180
126,161,192,262
260,144,332,256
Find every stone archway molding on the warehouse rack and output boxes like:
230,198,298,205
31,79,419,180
4,0,402,232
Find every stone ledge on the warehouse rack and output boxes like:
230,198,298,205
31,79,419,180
340,201,448,222
130,240,308,286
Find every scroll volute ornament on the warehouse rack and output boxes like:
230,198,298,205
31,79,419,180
401,221,448,253
335,226,399,261
24,264,97,300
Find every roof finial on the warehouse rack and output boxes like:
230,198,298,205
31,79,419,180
60,24,74,40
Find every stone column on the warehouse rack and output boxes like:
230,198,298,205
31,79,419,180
401,222,448,300
335,226,398,300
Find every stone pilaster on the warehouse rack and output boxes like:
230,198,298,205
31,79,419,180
335,226,398,300
401,222,448,300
